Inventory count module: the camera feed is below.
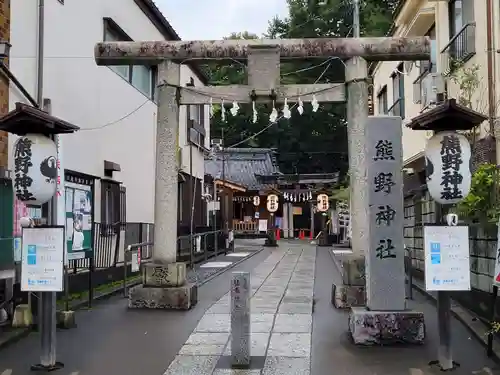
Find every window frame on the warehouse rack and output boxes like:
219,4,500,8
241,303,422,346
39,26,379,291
390,63,405,119
185,78,207,149
377,85,388,115
102,18,157,101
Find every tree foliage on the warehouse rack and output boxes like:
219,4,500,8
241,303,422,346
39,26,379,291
204,0,397,175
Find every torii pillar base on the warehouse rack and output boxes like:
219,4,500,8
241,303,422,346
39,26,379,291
349,307,425,346
128,262,198,310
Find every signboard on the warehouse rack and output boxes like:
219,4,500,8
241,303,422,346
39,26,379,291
424,225,470,291
65,181,93,260
425,131,471,205
21,226,65,292
131,248,140,273
366,116,405,311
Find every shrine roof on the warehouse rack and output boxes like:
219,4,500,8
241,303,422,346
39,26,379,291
205,148,281,191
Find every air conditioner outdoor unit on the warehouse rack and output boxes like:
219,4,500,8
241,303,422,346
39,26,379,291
421,73,445,107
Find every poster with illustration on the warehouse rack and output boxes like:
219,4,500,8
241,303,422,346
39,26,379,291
65,182,93,260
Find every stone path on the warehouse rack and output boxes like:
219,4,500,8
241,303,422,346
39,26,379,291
164,243,315,375
186,240,265,284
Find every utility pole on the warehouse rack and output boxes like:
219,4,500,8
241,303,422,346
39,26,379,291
94,36,430,328
353,0,360,38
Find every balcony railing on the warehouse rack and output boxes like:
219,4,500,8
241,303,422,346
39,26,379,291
441,23,476,71
388,98,404,118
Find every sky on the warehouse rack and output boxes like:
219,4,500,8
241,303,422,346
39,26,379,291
155,0,289,40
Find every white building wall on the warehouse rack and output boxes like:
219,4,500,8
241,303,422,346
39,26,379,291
8,0,208,224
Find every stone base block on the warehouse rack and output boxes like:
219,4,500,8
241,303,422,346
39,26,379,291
57,310,76,329
264,238,278,247
143,262,186,287
349,307,425,345
331,283,365,309
129,283,198,310
11,304,32,328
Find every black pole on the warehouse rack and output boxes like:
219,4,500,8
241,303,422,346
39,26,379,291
488,285,498,357
434,203,454,370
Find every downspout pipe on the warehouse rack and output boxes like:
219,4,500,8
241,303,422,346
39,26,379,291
37,0,44,106
486,0,496,136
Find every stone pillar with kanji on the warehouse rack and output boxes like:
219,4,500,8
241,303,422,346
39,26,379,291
348,116,425,345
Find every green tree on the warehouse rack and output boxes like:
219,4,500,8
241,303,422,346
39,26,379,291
206,0,397,175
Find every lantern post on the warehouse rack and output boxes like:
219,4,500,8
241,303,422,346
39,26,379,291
316,193,329,246
0,102,80,372
265,193,278,247
407,98,487,371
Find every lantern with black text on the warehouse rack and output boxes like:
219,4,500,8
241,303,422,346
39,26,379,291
425,131,471,205
13,134,57,205
253,196,260,206
316,193,329,212
266,194,278,213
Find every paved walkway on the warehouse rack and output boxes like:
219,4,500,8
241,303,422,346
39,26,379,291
165,242,315,374
0,241,499,374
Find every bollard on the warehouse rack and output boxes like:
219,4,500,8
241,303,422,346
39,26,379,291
231,271,251,368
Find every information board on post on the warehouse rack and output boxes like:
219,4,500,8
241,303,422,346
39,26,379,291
21,226,65,292
424,225,470,292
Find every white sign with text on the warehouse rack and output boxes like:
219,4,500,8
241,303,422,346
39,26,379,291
21,227,65,292
424,225,470,291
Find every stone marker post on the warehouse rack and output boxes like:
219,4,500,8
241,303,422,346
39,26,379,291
128,61,197,310
231,271,251,368
349,116,425,345
365,116,405,310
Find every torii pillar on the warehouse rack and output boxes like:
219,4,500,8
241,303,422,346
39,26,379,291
94,38,430,323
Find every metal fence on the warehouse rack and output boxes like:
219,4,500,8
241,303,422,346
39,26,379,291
177,230,228,267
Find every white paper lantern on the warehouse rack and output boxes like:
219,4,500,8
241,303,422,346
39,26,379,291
267,194,279,213
425,131,471,205
253,196,260,206
13,134,57,205
317,193,329,212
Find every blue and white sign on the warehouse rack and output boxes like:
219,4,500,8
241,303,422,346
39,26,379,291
424,225,470,291
21,227,65,292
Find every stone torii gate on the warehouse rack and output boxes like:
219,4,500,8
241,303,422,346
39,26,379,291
94,37,430,316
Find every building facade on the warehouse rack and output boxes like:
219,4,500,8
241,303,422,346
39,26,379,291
372,0,499,169
371,0,500,294
8,0,209,231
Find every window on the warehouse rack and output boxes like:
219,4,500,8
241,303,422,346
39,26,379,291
186,78,207,148
101,180,121,232
377,86,388,115
448,0,463,38
103,18,157,101
389,64,405,119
